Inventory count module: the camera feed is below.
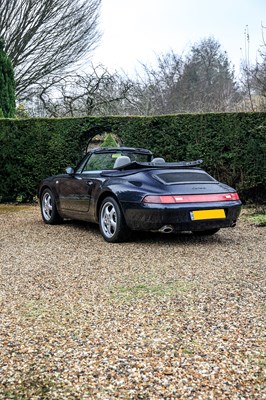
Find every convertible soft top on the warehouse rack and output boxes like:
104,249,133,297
101,159,203,177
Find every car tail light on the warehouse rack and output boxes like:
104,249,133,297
143,193,240,204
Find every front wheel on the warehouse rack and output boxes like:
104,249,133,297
41,188,62,224
99,197,131,243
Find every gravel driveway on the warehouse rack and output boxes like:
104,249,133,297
0,205,265,399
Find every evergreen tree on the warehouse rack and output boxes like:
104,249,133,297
0,38,16,118
101,133,118,147
178,38,240,112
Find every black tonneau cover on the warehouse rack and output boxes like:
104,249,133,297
118,160,203,170
101,160,203,177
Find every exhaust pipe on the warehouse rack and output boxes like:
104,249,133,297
158,225,174,233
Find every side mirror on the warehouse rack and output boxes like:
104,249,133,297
66,167,74,175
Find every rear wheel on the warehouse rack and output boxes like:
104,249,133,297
41,188,62,224
192,228,220,236
99,196,131,243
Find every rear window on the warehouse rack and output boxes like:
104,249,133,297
154,171,216,184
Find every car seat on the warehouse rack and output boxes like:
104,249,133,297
152,157,165,164
113,156,131,168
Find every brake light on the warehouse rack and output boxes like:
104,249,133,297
143,193,240,204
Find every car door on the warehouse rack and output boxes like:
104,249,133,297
57,172,93,215
57,152,112,220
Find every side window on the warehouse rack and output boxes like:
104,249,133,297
82,153,115,172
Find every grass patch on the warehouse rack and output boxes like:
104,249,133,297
110,281,195,302
0,204,32,214
241,206,266,227
0,377,66,399
248,214,266,227
21,300,53,319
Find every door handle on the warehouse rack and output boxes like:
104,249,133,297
86,180,93,186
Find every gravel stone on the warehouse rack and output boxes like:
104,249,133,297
0,205,265,399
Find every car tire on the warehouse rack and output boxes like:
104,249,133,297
41,188,62,224
99,196,131,243
192,228,220,236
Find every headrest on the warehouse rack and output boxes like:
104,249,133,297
152,157,165,164
113,155,131,168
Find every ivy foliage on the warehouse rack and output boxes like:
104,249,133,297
0,113,265,202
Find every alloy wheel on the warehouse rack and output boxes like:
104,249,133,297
42,191,53,221
100,201,117,239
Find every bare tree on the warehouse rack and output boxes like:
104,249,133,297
125,51,184,115
33,64,133,117
0,0,102,99
125,39,241,115
240,23,266,111
249,24,266,110
239,26,256,111
139,52,184,114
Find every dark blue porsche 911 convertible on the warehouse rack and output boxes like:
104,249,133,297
38,147,242,242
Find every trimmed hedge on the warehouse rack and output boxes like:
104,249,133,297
0,113,265,202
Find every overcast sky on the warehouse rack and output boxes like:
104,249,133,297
93,0,265,76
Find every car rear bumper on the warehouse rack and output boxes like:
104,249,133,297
122,201,242,232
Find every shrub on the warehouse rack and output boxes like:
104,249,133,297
0,113,265,202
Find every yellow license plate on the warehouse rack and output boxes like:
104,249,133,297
191,209,226,221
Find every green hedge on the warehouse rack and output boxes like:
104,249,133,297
0,113,265,202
